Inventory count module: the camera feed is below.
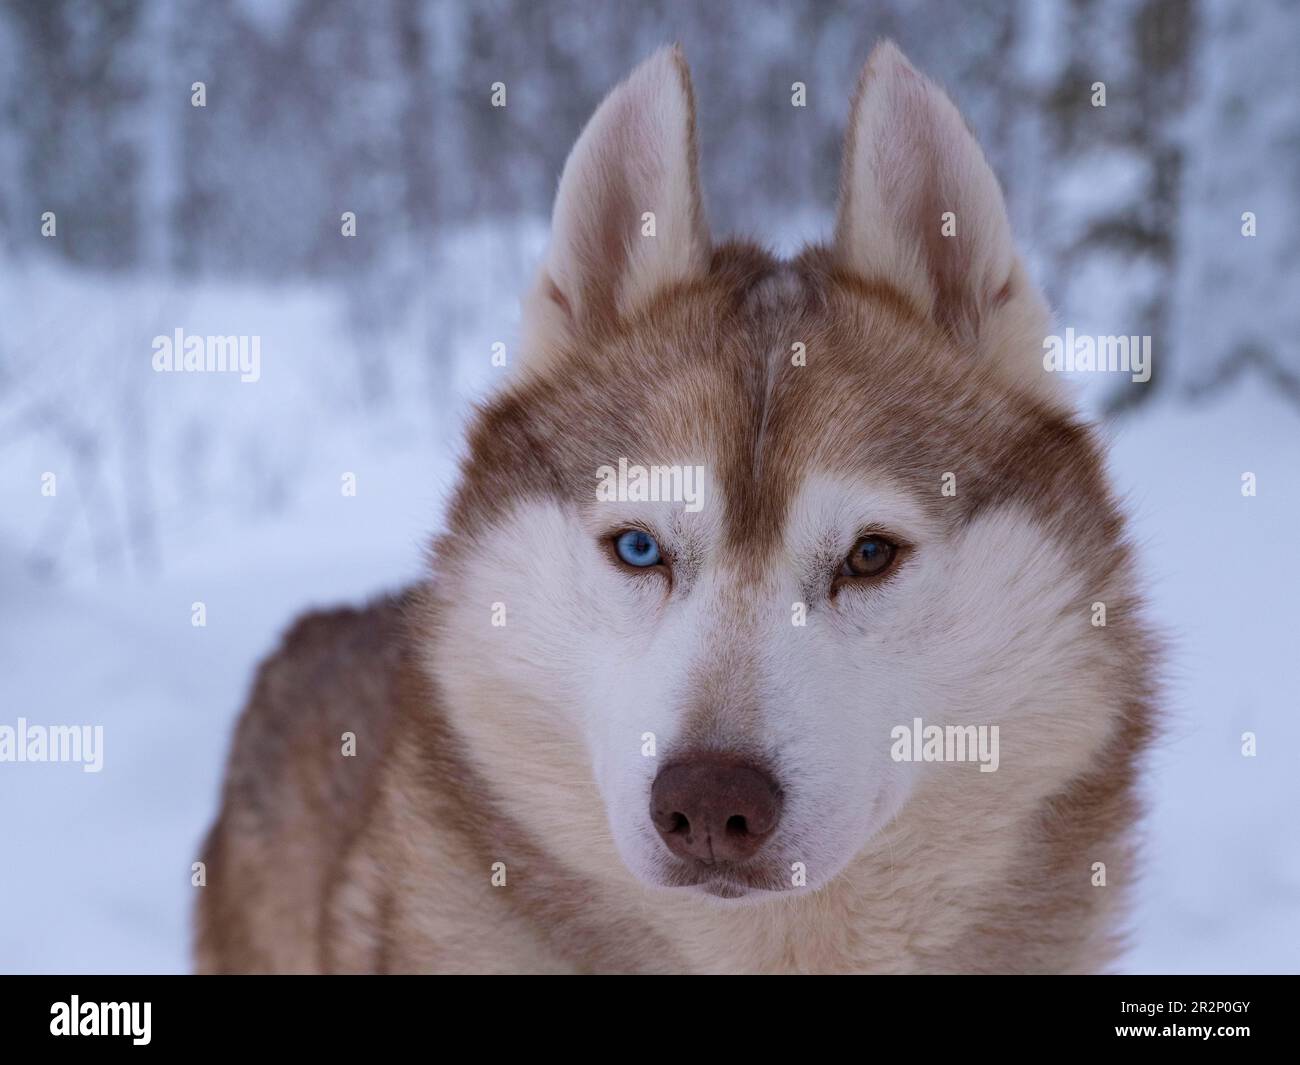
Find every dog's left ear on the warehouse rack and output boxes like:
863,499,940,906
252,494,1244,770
519,45,711,376
836,42,1058,401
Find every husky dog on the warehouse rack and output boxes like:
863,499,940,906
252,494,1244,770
196,43,1154,974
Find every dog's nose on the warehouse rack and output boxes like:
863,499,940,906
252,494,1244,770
650,757,782,864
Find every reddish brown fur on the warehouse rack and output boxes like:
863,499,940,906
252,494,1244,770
196,43,1155,973
196,246,1154,973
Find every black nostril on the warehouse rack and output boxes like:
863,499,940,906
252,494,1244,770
667,812,690,835
725,815,748,837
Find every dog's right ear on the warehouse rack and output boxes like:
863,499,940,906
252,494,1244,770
518,45,711,376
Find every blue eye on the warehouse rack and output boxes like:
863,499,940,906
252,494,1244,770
614,529,662,568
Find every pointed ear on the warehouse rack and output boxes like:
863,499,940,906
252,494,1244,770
836,42,1058,401
519,45,711,375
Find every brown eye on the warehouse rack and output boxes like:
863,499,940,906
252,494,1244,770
841,535,897,579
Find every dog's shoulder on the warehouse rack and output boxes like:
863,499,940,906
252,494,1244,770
195,587,420,972
233,589,414,786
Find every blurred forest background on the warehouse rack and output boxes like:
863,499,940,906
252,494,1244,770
1,0,1297,576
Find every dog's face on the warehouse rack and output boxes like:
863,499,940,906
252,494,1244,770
427,45,1134,902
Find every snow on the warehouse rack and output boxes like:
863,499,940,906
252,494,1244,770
1109,376,1300,973
0,419,448,972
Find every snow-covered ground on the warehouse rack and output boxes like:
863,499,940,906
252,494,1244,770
0,439,444,972
1,257,1297,973
1110,377,1300,973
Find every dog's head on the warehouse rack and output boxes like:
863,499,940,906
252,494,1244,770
427,44,1139,903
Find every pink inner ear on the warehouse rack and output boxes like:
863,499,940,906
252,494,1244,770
587,161,639,319
545,276,572,318
892,85,992,340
